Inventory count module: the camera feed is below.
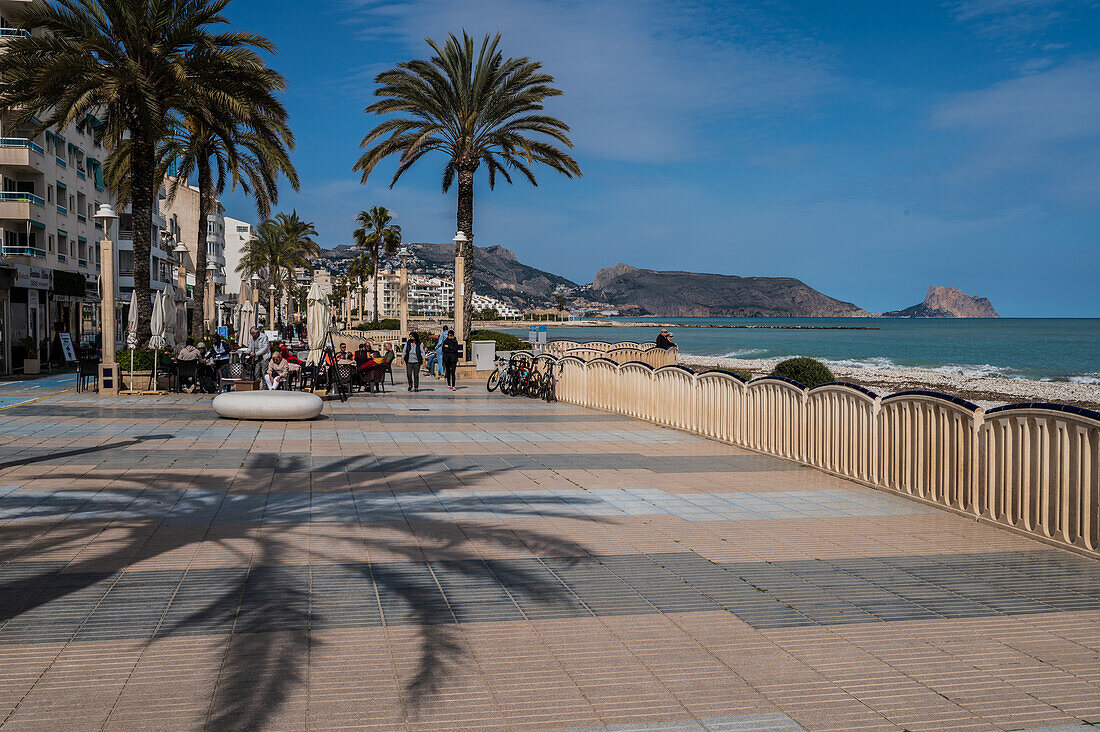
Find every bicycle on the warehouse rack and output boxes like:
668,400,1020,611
486,355,507,392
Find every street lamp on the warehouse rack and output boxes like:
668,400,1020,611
452,231,470,359
173,242,188,292
268,282,277,329
94,204,120,394
398,245,412,339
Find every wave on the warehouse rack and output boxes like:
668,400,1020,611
720,348,768,358
819,357,1030,380
1069,373,1100,385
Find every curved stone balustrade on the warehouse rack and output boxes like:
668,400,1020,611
549,356,1100,558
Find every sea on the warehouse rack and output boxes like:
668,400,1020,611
504,318,1100,384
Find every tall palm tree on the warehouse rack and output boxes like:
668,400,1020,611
0,0,283,342
353,207,401,324
346,254,373,323
162,87,298,335
354,32,580,344
237,212,319,327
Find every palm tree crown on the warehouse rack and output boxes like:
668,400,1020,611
353,207,402,324
354,31,580,342
0,0,284,342
237,212,319,327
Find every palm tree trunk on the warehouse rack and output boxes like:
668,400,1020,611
269,286,276,329
130,131,156,344
372,249,380,325
194,164,211,338
457,169,475,344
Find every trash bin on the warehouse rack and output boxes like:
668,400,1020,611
471,341,496,371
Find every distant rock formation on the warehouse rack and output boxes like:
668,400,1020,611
884,286,999,318
587,264,870,317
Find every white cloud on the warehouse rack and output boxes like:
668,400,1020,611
342,0,834,163
930,58,1100,208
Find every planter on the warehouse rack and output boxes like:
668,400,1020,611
22,358,40,375
120,370,172,391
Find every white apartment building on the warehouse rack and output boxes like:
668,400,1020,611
361,271,518,320
223,216,255,296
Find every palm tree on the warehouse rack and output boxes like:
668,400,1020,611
237,212,319,327
354,32,580,344
353,207,401,324
161,86,298,335
346,254,373,324
0,0,283,342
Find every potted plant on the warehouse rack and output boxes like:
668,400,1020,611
17,336,39,374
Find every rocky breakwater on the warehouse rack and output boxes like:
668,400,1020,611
884,285,999,318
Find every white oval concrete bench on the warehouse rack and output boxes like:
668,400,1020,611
212,391,323,421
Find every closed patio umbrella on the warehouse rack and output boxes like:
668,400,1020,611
240,299,255,339
175,285,189,344
124,289,139,390
161,283,178,350
148,290,167,392
305,281,329,367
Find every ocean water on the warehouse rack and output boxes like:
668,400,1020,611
506,318,1100,383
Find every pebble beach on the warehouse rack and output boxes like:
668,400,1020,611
678,353,1100,411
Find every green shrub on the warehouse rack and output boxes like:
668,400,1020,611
772,357,834,388
116,348,171,371
353,319,401,331
470,329,525,351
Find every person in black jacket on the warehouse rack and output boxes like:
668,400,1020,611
441,332,460,390
655,329,675,349
402,333,425,391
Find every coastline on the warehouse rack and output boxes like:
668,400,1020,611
677,353,1100,411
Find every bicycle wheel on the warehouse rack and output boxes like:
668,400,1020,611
526,371,542,398
542,369,556,402
486,370,500,392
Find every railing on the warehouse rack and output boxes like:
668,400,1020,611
335,329,402,344
77,213,86,222
561,344,678,368
0,191,45,206
2,245,46,258
117,229,133,240
57,205,67,215
55,156,66,167
94,221,103,230
0,137,44,154
0,28,30,38
553,357,1100,559
78,258,88,268
76,169,86,179
57,252,67,262
118,268,134,277
546,340,645,356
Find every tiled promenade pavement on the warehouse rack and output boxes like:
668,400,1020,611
1,381,1100,731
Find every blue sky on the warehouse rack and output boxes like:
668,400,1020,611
217,0,1100,316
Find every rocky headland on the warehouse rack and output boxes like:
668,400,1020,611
884,285,998,318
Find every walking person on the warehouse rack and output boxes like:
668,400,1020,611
442,330,460,391
402,333,425,392
432,326,449,379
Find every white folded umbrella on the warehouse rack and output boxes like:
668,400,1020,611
305,281,329,367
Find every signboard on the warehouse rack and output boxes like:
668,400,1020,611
217,326,228,339
13,264,51,290
538,325,548,345
59,332,76,363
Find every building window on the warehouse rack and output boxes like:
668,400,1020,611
46,185,52,203
48,235,54,252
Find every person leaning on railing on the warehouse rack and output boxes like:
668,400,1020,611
655,329,675,349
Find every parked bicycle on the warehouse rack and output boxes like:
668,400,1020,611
489,353,556,402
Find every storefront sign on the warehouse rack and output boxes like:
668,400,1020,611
13,265,51,290
59,332,76,363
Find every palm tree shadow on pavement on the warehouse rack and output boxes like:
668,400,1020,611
0,452,609,729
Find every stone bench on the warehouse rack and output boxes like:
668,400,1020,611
212,391,323,421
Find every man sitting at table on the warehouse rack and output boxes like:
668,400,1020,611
265,351,292,390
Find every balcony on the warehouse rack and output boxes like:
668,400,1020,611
0,28,30,38
57,252,66,262
55,156,66,167
77,213,86,223
78,258,88,268
57,205,67,216
118,268,135,277
76,169,86,180
0,137,44,154
94,221,102,230
118,229,132,240
0,191,45,206
3,245,46,258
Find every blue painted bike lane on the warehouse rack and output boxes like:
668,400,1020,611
0,372,78,410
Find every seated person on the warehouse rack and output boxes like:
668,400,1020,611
336,342,353,364
265,351,292,390
278,343,304,366
177,338,202,361
354,343,371,368
382,342,396,365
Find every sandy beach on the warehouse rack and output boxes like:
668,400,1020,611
677,353,1100,411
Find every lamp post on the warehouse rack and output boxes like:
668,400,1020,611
94,204,120,394
398,245,412,339
452,231,469,360
268,282,277,329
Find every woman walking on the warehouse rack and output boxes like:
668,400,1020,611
402,333,425,392
441,330,460,391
